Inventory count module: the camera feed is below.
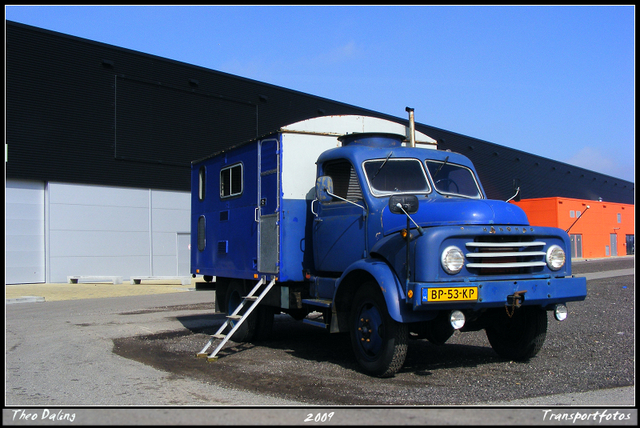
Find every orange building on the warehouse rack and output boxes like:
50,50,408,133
512,197,635,259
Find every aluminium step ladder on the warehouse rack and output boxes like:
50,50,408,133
196,276,277,362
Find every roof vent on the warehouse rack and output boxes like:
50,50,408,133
338,132,405,148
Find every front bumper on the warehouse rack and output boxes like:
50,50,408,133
409,275,587,311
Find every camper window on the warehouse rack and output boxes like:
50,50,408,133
220,163,243,198
199,166,206,201
197,216,206,251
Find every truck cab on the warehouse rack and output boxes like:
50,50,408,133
191,114,587,377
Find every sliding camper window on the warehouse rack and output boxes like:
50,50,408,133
220,163,243,198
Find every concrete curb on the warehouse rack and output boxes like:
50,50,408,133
6,296,46,305
577,268,635,281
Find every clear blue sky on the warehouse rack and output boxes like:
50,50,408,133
5,5,635,182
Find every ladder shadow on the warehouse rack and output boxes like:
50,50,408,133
176,312,228,335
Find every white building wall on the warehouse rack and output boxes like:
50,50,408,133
6,180,191,284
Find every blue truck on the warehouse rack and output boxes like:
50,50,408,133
191,113,587,377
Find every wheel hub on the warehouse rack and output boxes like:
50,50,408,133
359,318,372,341
356,305,383,356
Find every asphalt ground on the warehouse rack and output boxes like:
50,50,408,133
3,256,636,425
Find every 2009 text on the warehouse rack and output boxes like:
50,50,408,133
304,412,335,423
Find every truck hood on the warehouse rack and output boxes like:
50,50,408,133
382,198,529,235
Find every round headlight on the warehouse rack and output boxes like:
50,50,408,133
546,245,566,271
450,310,466,330
554,304,568,321
441,246,465,274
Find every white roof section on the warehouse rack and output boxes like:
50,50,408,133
280,115,437,148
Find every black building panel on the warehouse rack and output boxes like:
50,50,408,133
422,126,634,204
6,21,634,204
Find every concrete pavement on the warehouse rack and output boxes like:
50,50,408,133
5,277,206,304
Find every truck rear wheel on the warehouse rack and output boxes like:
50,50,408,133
349,282,408,377
252,305,275,342
224,280,256,342
485,306,547,361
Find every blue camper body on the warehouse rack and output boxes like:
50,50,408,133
191,115,587,377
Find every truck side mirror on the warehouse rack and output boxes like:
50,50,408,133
513,179,521,202
316,176,334,203
389,195,419,215
506,179,521,203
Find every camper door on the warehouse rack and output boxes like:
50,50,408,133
257,138,280,274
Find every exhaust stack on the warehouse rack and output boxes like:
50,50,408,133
406,107,416,147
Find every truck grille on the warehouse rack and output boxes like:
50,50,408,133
465,238,546,275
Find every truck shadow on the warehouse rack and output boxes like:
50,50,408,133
112,313,512,405
175,312,504,376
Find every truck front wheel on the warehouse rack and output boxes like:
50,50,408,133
485,306,547,361
349,282,408,378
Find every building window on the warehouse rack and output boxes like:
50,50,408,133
220,163,243,198
618,213,622,223
198,166,206,201
570,210,575,218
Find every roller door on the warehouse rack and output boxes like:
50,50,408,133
5,180,45,284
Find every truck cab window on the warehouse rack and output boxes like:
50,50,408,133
363,158,430,196
323,160,362,201
425,160,482,199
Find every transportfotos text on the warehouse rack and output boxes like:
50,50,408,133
542,409,632,423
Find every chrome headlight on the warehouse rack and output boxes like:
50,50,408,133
554,304,568,321
546,245,566,271
441,246,465,274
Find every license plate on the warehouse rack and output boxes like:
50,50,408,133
424,287,478,302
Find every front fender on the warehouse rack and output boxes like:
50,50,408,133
335,258,425,323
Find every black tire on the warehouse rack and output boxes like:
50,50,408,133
485,306,548,361
252,305,275,342
416,312,454,346
224,280,256,342
349,281,408,377
287,308,309,321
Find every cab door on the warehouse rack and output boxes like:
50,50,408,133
313,160,367,273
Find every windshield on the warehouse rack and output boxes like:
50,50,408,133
425,160,482,198
363,158,431,196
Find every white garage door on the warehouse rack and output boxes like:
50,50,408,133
5,180,46,284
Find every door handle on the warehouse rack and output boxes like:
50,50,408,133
311,199,322,222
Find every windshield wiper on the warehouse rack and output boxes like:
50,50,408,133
371,151,392,181
432,155,449,180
